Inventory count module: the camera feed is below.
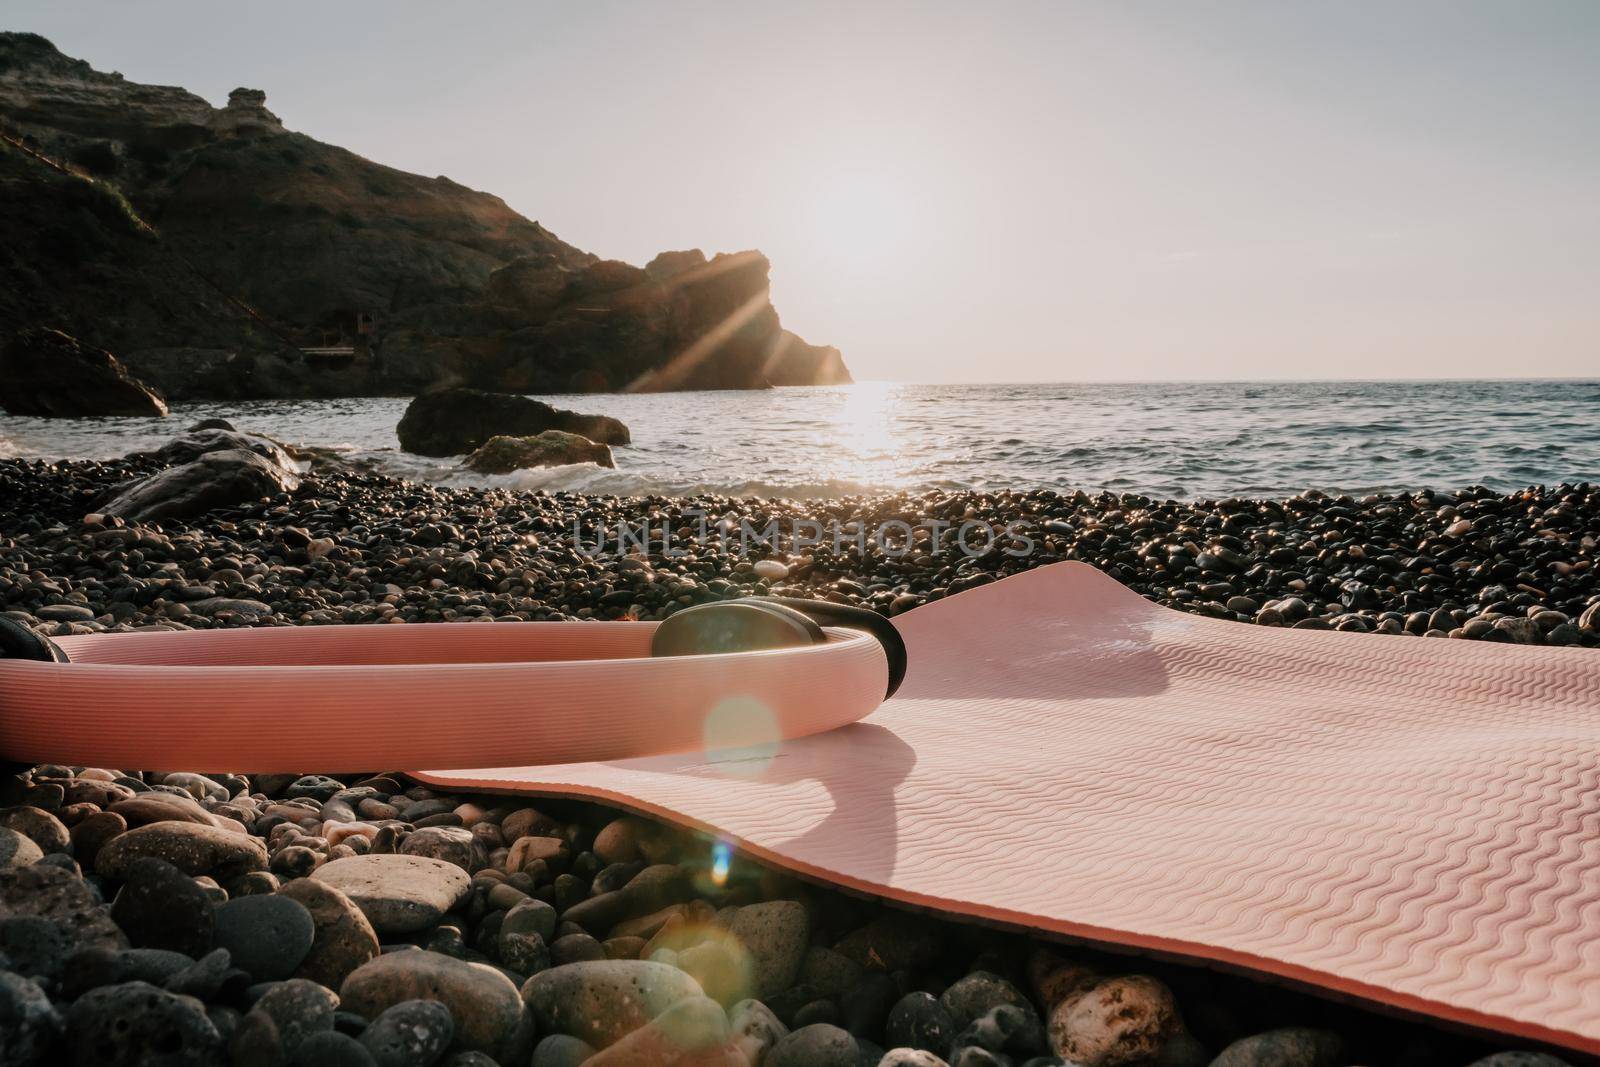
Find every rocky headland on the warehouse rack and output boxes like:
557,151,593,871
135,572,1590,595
0,32,851,415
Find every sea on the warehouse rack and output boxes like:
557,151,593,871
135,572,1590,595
2,380,1596,501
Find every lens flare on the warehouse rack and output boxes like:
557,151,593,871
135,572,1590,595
701,695,780,775
711,840,731,887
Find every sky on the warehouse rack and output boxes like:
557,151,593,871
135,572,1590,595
8,1,1599,382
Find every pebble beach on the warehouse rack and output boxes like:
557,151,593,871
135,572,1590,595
1,453,1596,1067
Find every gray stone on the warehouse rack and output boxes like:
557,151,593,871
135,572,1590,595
101,448,300,523
0,970,61,1066
521,959,703,1047
0,827,43,872
96,820,269,881
109,856,216,957
399,825,487,873
66,981,222,1067
213,894,315,981
730,900,810,999
939,972,1033,1030
254,978,340,1054
313,854,472,934
767,1022,862,1067
341,950,528,1060
1209,1029,1343,1067
887,992,956,1054
360,999,454,1067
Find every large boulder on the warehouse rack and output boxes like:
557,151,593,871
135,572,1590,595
99,448,301,523
132,427,296,470
396,388,630,456
0,327,168,417
464,431,615,474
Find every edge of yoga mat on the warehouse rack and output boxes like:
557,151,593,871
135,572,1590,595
417,561,1600,1055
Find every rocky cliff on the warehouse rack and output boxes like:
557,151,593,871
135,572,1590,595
0,32,850,400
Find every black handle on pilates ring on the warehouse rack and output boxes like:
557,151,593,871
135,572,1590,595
742,596,907,700
0,618,70,663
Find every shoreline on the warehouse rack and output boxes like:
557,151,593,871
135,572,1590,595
0,458,1595,1066
1,458,1594,648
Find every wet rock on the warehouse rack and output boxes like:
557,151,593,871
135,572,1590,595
278,876,381,988
1209,1028,1342,1067
465,431,616,474
360,998,454,1067
96,820,269,880
522,959,704,1047
137,428,296,471
213,893,316,981
341,950,528,1060
313,854,472,934
109,856,216,957
65,981,222,1066
397,388,630,456
101,448,301,523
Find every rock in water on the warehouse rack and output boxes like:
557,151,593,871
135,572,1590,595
99,448,301,523
397,388,630,456
0,327,168,417
312,855,472,934
465,431,616,474
521,960,704,1047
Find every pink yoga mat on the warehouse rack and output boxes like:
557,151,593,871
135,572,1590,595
418,562,1600,1055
